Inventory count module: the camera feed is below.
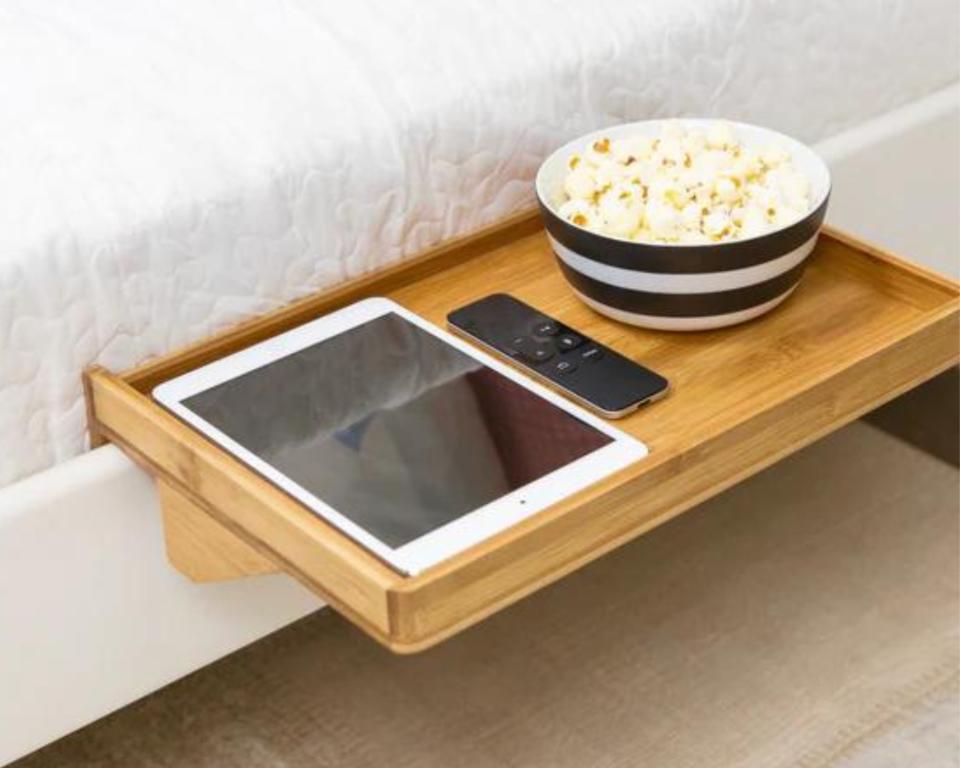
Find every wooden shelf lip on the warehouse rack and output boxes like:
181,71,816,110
84,212,960,653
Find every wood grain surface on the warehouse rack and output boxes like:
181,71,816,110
84,213,960,652
158,479,280,582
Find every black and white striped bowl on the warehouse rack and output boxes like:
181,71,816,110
536,119,831,331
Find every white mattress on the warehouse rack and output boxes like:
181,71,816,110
1,0,957,487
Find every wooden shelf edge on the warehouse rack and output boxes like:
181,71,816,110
80,215,960,655
822,224,960,294
84,366,403,648
384,307,959,650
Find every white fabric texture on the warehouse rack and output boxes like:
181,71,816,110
1,0,957,485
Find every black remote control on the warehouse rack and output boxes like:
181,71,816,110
447,294,668,418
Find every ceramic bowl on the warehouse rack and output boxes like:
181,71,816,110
535,119,831,331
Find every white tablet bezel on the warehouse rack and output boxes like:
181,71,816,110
153,297,648,576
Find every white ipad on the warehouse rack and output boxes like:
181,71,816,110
154,298,647,575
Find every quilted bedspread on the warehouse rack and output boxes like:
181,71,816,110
1,0,957,486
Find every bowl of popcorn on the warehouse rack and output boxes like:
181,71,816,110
535,119,830,330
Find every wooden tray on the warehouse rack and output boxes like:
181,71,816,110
84,212,959,653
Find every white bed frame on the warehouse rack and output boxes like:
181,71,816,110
1,84,956,766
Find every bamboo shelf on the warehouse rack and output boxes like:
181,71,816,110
84,212,960,653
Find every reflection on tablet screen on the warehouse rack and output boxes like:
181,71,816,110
183,313,612,548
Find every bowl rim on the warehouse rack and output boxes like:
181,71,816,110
534,118,832,250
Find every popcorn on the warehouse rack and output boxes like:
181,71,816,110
738,206,768,237
713,176,740,205
558,199,597,229
557,121,812,244
585,137,613,166
648,177,689,210
612,135,655,164
563,167,597,200
760,144,788,168
774,169,810,210
679,202,701,230
653,137,686,168
703,209,732,239
645,199,683,240
681,130,707,157
594,162,628,189
598,187,644,238
732,150,763,180
772,205,805,228
694,149,735,177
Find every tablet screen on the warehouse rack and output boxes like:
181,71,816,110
182,313,612,549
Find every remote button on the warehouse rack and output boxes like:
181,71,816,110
531,320,559,337
501,336,528,357
556,333,582,351
525,344,555,363
580,345,604,363
552,358,578,375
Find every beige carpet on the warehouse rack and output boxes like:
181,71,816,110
14,422,959,768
